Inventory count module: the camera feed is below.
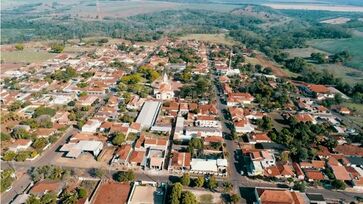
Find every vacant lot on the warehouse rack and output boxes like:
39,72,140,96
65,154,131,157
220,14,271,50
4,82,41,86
309,36,363,71
179,34,236,45
1,48,56,64
284,47,329,59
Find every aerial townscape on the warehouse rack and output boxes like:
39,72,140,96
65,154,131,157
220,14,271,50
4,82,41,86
1,1,363,204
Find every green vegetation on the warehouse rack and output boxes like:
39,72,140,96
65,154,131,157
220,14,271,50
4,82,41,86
26,192,57,204
111,132,126,146
50,43,65,53
113,170,135,182
309,36,363,70
1,169,15,192
50,66,78,82
180,173,191,186
30,165,70,182
15,43,24,50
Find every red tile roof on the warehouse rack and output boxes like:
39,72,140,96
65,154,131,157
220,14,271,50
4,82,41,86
331,165,351,181
93,181,131,204
305,170,325,180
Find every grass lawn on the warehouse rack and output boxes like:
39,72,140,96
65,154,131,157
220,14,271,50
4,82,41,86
308,36,363,71
314,64,363,84
179,33,237,45
1,48,56,63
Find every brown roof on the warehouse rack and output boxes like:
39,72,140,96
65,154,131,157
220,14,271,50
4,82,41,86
257,189,304,204
331,165,351,181
129,150,145,164
116,144,132,161
93,181,131,204
305,170,325,180
311,160,325,169
251,133,271,142
171,152,191,168
307,84,329,93
13,139,32,146
295,113,314,123
335,144,363,156
29,180,63,195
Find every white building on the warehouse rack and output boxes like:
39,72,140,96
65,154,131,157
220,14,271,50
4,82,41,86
135,101,162,129
60,140,103,158
82,119,102,133
190,158,228,175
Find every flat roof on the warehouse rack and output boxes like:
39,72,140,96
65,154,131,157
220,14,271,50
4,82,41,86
129,185,164,204
135,101,161,129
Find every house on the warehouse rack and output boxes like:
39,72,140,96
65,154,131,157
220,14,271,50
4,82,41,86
35,128,56,138
304,169,325,182
330,165,351,181
147,148,165,170
292,163,305,180
247,150,276,176
169,152,191,172
234,118,255,133
195,115,221,128
52,111,70,124
338,107,351,115
8,139,32,152
60,140,103,159
82,119,102,133
306,84,334,100
29,180,64,197
352,177,363,191
254,188,305,204
185,126,222,138
190,158,227,175
92,181,131,204
294,113,317,124
248,133,272,144
114,144,132,165
264,164,295,179
335,144,363,157
227,93,254,106
129,150,146,167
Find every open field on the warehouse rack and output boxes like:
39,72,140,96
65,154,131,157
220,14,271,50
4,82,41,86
1,48,56,64
179,34,237,46
320,17,351,24
342,102,363,127
309,37,363,71
315,64,363,84
263,3,363,12
284,47,363,84
245,53,292,78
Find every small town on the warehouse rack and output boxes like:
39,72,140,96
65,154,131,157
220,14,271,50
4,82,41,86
1,37,362,204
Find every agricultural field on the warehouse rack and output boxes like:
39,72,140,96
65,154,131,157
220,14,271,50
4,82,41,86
284,47,363,84
179,34,237,46
308,36,363,71
1,48,56,64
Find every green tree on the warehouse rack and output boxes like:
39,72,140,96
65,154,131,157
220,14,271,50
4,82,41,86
77,187,87,198
113,170,135,182
32,138,48,150
332,179,346,190
26,194,41,204
181,191,197,204
207,176,218,190
230,194,240,204
0,132,11,141
50,43,65,53
11,128,31,139
112,133,126,146
223,181,233,192
293,181,306,192
2,151,16,161
180,173,190,186
15,151,29,161
170,183,183,204
8,100,23,111
15,43,24,50
33,106,56,118
40,192,57,204
194,176,204,188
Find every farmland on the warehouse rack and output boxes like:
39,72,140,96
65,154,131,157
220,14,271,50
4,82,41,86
308,36,363,70
1,48,56,64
